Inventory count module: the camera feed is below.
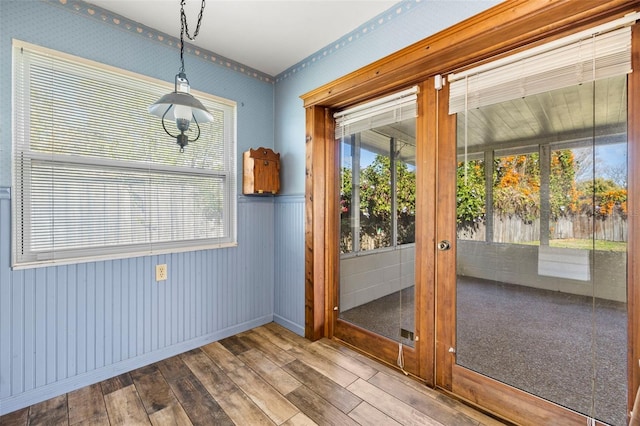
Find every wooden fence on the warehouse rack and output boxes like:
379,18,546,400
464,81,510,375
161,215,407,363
459,213,627,242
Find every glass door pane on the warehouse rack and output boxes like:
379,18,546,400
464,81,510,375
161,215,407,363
338,117,417,348
455,76,628,425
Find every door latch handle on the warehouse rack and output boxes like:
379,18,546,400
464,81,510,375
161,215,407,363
437,240,451,251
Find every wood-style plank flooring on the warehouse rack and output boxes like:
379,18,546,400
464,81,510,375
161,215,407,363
0,323,506,425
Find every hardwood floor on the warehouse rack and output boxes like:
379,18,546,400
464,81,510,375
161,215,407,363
0,323,505,425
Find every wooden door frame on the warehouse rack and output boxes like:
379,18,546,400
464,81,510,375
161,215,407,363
303,88,434,379
302,0,640,422
628,20,640,420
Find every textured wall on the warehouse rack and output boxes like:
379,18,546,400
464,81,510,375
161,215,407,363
0,0,276,414
273,195,305,335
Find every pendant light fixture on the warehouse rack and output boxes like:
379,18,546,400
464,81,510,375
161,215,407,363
149,0,213,152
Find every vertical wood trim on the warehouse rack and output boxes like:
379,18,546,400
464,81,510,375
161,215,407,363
628,22,640,415
305,105,327,341
435,77,457,391
324,109,338,339
415,80,437,385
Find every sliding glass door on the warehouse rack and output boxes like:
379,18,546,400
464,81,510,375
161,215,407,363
439,22,632,425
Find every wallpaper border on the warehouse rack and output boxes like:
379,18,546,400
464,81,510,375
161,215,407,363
42,0,421,83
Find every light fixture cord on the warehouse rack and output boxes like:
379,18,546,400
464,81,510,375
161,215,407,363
179,0,206,73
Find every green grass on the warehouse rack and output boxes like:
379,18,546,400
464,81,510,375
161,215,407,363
522,239,626,252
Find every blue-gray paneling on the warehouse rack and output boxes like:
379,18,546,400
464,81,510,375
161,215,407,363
0,192,274,414
273,195,305,335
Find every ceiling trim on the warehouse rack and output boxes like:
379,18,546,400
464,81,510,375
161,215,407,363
44,0,275,83
45,0,417,85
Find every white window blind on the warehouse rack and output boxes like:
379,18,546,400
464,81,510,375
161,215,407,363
334,86,418,138
448,16,636,114
13,41,237,267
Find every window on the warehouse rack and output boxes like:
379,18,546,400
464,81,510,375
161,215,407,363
12,41,237,267
452,24,631,247
336,88,416,254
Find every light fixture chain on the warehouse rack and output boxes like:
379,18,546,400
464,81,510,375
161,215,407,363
149,0,211,152
179,0,206,73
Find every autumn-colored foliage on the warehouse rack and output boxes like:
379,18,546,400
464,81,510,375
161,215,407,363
493,154,540,222
456,149,626,232
577,178,628,219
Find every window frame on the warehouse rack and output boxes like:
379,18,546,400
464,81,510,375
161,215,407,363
12,40,238,268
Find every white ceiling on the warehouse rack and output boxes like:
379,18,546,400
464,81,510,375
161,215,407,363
85,0,398,76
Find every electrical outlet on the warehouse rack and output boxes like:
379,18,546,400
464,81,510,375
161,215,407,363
156,264,167,281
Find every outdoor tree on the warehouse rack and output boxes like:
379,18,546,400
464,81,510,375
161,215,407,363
456,159,485,232
578,177,628,219
549,150,579,219
341,154,416,251
340,166,353,252
492,154,540,223
360,155,416,247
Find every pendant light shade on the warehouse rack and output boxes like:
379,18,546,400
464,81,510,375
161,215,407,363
149,73,213,124
148,1,210,152
148,90,214,124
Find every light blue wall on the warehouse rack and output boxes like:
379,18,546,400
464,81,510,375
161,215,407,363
0,0,274,188
0,192,275,414
0,0,276,415
271,0,500,336
0,0,500,415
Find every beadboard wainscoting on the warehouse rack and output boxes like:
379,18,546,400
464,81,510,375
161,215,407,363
273,195,305,335
0,189,276,415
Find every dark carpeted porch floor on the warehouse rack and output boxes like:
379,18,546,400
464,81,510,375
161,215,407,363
340,277,627,426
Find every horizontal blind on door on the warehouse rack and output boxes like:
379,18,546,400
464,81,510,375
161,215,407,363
448,24,633,114
13,41,237,267
334,86,418,138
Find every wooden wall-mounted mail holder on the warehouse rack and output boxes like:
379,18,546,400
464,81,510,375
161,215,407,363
243,147,280,195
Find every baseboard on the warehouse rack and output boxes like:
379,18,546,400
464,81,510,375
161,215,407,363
0,314,273,416
273,314,304,337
